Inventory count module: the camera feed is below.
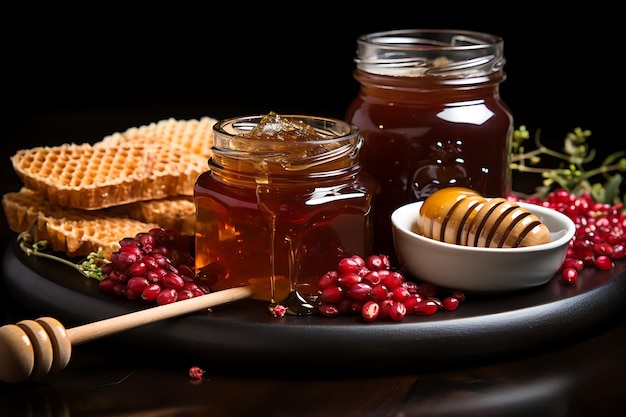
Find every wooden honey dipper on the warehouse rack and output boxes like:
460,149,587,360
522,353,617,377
417,187,551,248
0,286,253,384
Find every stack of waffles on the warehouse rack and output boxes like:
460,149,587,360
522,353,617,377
3,117,217,258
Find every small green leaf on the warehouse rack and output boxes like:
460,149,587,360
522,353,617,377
510,126,625,207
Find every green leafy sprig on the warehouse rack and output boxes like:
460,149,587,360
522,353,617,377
18,232,108,281
510,126,626,207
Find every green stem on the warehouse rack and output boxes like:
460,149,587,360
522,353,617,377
19,238,90,278
17,233,107,280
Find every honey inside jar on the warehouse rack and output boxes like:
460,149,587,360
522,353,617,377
346,29,514,259
194,113,377,315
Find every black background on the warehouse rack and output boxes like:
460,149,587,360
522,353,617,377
1,5,619,245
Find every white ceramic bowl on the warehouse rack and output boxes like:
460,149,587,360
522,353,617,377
391,201,576,292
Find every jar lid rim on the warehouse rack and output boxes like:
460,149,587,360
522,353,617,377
357,29,503,49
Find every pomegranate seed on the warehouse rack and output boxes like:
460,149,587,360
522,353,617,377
183,282,207,297
378,299,394,319
414,300,438,315
362,270,382,285
152,267,169,281
402,294,422,313
594,255,614,271
337,257,362,274
142,255,159,270
318,303,340,317
99,277,115,292
123,287,140,300
357,266,371,277
381,271,404,290
594,242,614,256
113,284,125,297
126,276,149,293
349,282,372,301
442,297,459,311
366,254,390,271
550,189,571,205
162,272,185,290
561,258,584,271
189,366,205,380
561,267,578,284
349,255,366,268
156,288,178,305
338,272,362,288
388,301,407,321
141,284,162,301
139,233,155,253
402,281,419,293
391,286,410,302
110,251,137,271
119,237,137,247
361,301,380,322
370,283,390,301
320,285,344,304
177,289,195,301
118,243,142,256
127,261,148,277
272,304,287,317
318,270,339,289
101,263,115,276
612,244,626,259
145,270,161,283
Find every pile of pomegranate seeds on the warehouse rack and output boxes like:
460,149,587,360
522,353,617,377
316,254,464,322
512,189,626,284
99,228,210,305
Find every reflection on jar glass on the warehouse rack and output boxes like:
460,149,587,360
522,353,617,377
194,113,378,315
346,29,514,259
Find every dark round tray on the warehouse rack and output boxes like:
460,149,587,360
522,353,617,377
3,239,626,372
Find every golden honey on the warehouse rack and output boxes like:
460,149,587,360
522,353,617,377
194,113,377,315
346,29,514,257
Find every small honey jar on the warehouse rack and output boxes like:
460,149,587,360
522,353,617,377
194,113,378,315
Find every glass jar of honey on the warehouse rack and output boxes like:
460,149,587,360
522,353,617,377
346,29,513,258
194,113,377,315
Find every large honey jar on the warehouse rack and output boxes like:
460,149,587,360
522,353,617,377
346,29,513,257
194,113,377,315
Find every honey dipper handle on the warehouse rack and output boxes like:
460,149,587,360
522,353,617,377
66,286,253,345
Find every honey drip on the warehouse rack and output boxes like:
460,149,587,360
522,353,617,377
257,180,316,315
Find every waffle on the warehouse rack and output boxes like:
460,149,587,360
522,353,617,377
6,117,213,256
2,188,161,258
11,141,207,210
2,188,60,238
108,196,196,236
99,117,217,159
